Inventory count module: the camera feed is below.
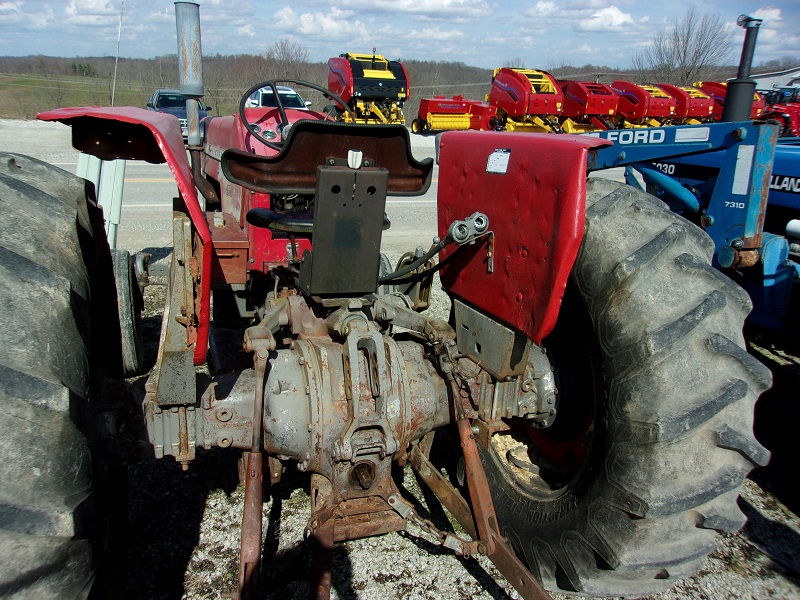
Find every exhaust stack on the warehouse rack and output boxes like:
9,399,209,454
721,14,762,122
175,2,204,147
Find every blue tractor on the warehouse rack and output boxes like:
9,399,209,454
588,15,799,345
631,136,800,340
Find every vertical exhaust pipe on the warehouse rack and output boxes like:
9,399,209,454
175,2,219,205
721,14,763,122
175,1,203,147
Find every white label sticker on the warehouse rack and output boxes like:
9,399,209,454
487,148,511,174
732,145,755,196
675,127,710,142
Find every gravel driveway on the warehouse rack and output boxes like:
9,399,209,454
1,118,798,600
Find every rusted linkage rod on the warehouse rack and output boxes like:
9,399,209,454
409,444,551,600
235,328,274,600
413,371,552,600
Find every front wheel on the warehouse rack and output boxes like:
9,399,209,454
112,248,144,376
482,179,770,597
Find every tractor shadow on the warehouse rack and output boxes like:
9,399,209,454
126,448,243,600
743,342,800,583
126,452,361,600
127,264,236,599
748,341,800,517
738,497,800,584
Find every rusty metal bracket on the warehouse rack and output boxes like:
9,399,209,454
145,213,197,409
143,213,200,468
308,474,336,600
409,445,477,539
334,320,399,462
487,536,553,600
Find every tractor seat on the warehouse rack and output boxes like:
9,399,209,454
221,120,433,196
246,206,391,234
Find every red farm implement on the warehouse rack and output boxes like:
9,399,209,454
610,80,678,127
413,95,499,133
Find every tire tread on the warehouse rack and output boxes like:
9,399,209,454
483,179,769,596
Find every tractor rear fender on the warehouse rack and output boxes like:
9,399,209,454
37,106,212,365
437,131,611,344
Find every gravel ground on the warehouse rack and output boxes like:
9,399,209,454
0,118,798,600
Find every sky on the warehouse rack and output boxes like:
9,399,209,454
0,1,797,71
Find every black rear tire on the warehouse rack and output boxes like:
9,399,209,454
481,179,771,596
0,153,124,598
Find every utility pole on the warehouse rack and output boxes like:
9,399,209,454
111,0,125,106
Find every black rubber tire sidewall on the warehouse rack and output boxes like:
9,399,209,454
0,153,126,599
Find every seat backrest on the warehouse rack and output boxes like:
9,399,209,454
298,165,388,297
221,120,433,197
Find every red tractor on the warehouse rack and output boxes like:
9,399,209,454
759,86,800,137
1,3,770,599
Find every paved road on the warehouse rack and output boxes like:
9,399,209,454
38,159,440,254
1,120,440,255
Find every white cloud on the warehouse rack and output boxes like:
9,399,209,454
64,0,119,26
406,27,464,41
0,1,53,27
145,7,175,25
752,7,782,23
274,6,367,40
531,1,558,16
236,24,255,38
757,28,780,44
337,0,489,19
0,1,23,23
574,6,634,32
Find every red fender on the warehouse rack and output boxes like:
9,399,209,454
437,131,611,344
37,106,212,365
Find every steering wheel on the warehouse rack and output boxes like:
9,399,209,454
238,79,357,151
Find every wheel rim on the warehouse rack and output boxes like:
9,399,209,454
488,290,604,499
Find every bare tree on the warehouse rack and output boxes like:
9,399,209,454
504,57,526,69
265,39,310,80
757,56,800,71
631,7,732,84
